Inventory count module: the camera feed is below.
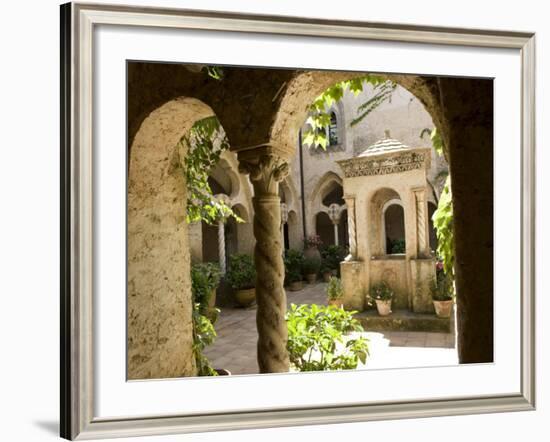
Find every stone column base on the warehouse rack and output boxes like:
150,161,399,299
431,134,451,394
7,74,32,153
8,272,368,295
409,258,436,313
340,260,365,311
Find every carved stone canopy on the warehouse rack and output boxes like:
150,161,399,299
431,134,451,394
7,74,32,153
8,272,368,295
337,136,431,178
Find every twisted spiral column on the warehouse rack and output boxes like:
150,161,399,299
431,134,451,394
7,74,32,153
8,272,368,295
239,152,290,373
218,220,226,274
344,196,357,259
414,188,428,257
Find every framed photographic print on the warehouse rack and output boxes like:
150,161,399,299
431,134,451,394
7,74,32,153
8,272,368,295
60,2,535,440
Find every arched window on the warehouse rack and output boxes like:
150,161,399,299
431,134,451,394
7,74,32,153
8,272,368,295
328,112,339,146
384,204,406,254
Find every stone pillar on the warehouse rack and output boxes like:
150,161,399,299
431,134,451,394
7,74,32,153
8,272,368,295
333,223,339,246
239,151,290,374
413,188,430,258
217,220,226,274
343,196,357,259
214,193,231,274
280,202,288,251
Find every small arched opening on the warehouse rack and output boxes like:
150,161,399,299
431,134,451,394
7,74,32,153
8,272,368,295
383,203,406,255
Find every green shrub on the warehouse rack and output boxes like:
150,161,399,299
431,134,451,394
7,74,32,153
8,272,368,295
191,262,221,312
389,238,406,254
326,276,344,300
286,304,369,372
321,245,347,272
225,254,256,290
369,281,394,301
302,256,321,275
430,269,454,301
284,249,305,283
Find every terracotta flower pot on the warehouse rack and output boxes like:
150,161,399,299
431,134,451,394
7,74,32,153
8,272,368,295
433,299,453,318
289,280,303,291
328,298,343,308
375,299,392,316
234,288,256,307
322,272,332,283
306,273,317,284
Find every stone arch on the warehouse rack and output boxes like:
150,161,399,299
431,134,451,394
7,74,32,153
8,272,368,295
128,96,216,380
383,202,406,255
369,188,405,257
310,172,343,210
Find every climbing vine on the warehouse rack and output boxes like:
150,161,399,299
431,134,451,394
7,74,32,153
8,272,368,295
180,116,241,224
425,127,454,278
303,75,396,149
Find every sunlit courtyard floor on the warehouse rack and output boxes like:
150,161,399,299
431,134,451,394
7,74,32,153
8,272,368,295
204,282,458,375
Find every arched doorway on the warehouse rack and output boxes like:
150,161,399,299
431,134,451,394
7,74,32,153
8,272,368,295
315,212,333,247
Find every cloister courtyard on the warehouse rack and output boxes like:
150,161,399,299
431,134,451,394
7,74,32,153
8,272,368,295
127,62,493,380
205,282,456,375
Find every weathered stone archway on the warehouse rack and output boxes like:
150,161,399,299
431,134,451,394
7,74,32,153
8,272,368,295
128,64,493,370
127,97,215,379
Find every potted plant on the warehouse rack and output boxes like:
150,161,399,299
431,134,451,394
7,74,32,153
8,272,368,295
369,282,394,316
326,276,344,307
225,254,256,307
303,234,323,261
320,245,347,277
431,264,454,318
284,249,305,291
320,261,333,282
302,256,321,284
191,262,222,323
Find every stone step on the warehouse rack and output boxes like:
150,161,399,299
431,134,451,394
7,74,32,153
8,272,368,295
356,309,451,333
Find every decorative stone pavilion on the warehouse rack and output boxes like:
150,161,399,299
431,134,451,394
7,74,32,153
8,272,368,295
337,133,436,313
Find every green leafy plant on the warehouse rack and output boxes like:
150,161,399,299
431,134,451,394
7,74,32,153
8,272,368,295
284,249,305,284
191,262,222,313
432,175,454,277
225,254,256,290
286,304,369,372
192,302,218,376
180,116,241,225
303,75,396,149
302,256,321,275
431,266,454,301
326,276,344,301
389,238,406,254
320,245,347,272
369,282,394,302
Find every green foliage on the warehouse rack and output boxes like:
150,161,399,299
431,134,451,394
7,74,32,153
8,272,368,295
286,304,369,372
320,245,347,272
181,116,241,224
303,75,396,149
191,262,221,313
192,303,218,376
389,238,406,254
284,249,305,283
326,276,344,300
202,66,224,80
430,269,454,301
369,282,394,302
420,127,445,157
302,256,321,275
225,254,256,290
432,176,454,277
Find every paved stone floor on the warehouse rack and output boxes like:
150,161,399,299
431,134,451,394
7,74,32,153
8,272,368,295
204,282,457,375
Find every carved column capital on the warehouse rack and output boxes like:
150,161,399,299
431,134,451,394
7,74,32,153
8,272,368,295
238,153,289,197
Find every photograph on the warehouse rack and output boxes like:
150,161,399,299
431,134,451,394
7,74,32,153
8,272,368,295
126,63,493,380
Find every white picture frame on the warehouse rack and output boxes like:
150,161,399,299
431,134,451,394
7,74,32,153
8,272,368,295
60,2,535,440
